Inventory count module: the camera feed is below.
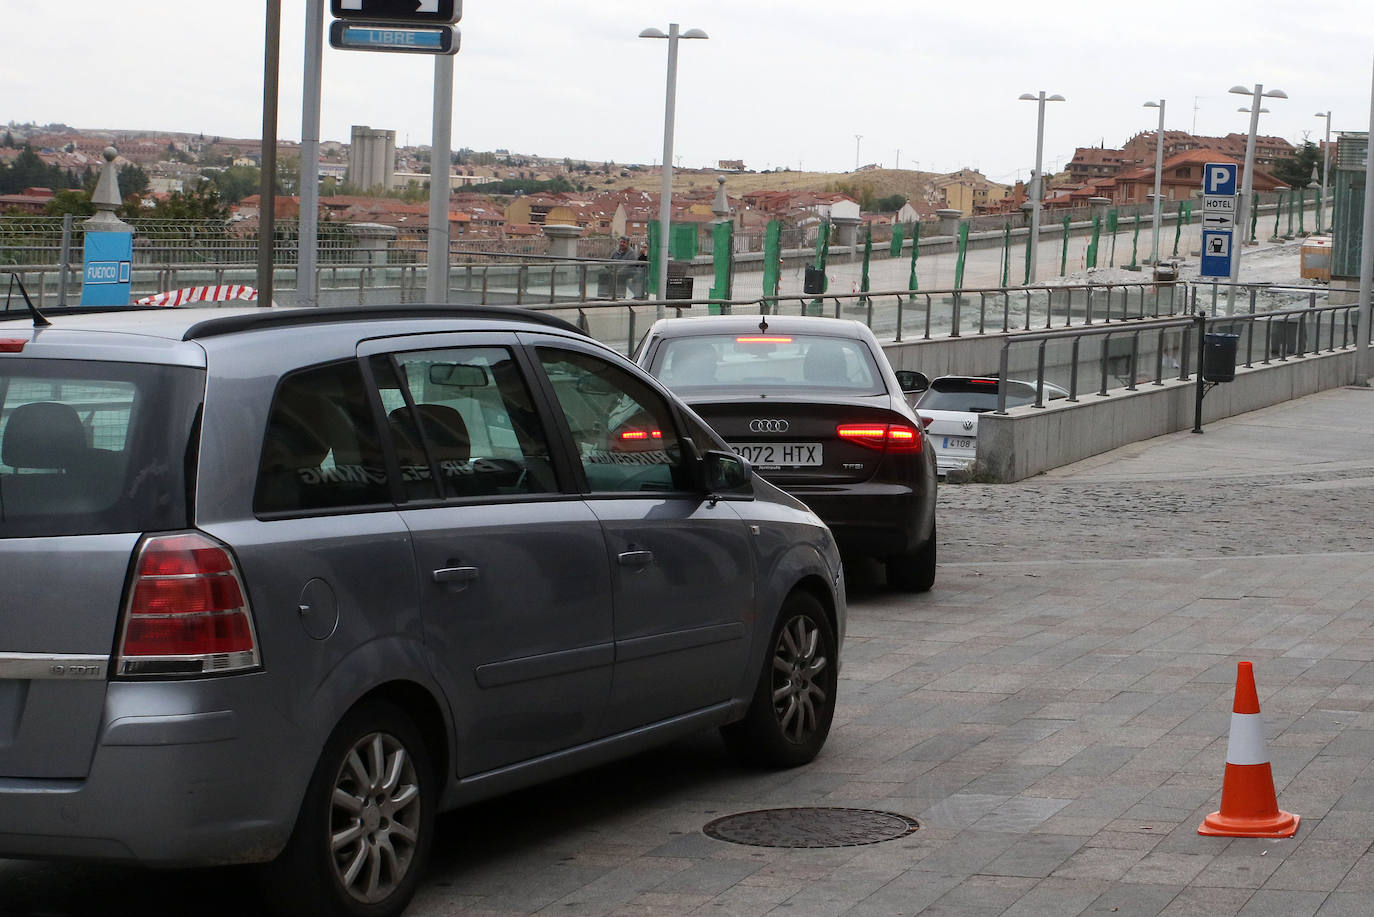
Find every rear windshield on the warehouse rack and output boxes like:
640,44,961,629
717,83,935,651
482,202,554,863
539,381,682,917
917,380,1040,412
652,333,883,394
0,359,203,537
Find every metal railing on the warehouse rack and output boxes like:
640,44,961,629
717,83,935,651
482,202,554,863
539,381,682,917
992,292,1365,411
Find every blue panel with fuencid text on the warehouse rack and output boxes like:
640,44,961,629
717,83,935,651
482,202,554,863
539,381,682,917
1203,162,1238,197
81,230,133,306
1200,230,1234,278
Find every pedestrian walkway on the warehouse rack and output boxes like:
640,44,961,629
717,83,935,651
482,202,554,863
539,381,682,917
407,386,1374,916
4,388,1374,917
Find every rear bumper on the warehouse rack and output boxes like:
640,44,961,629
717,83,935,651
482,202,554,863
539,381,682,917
786,482,934,559
0,683,306,866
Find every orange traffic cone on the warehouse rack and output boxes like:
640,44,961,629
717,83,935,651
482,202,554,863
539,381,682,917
1198,661,1300,837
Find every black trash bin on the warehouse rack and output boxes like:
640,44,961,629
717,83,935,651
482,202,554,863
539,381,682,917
803,266,827,295
1202,332,1239,383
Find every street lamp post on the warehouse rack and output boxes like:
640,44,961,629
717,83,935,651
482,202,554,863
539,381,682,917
640,23,708,320
1315,110,1332,234
1018,91,1065,284
1143,99,1166,264
1227,83,1286,312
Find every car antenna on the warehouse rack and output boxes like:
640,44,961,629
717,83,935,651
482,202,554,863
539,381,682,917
758,316,768,334
3,272,51,327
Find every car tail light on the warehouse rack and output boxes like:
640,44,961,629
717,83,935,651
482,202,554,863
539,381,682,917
917,415,933,429
116,532,260,677
836,422,924,453
735,335,793,344
0,338,27,353
617,429,662,442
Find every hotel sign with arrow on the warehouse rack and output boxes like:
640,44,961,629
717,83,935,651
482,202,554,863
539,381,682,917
329,0,461,54
1199,162,1238,279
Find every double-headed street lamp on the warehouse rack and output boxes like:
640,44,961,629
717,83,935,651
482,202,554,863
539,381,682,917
640,23,708,319
1315,110,1332,233
1229,83,1287,245
1143,99,1166,264
1018,91,1065,284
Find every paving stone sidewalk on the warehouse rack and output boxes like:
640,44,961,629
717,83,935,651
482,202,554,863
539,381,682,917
5,387,1374,916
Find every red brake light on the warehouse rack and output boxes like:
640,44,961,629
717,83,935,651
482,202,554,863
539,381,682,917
617,429,662,441
735,335,793,344
118,532,259,677
836,422,924,453
0,338,27,353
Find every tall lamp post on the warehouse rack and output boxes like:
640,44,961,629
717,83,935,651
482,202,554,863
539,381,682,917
1229,84,1286,246
640,23,708,320
1315,109,1332,233
1227,83,1285,312
1143,99,1166,264
1018,91,1065,284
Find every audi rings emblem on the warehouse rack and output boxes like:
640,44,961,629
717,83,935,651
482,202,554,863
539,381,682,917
749,419,789,433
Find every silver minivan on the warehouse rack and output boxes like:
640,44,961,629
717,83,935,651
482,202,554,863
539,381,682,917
0,303,845,917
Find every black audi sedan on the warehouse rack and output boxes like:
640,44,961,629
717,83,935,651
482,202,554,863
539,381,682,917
634,315,938,591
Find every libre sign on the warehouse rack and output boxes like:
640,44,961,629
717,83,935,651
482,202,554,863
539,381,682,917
329,21,459,54
329,0,461,55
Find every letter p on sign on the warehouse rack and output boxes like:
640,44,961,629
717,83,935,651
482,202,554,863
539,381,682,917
1204,163,1238,196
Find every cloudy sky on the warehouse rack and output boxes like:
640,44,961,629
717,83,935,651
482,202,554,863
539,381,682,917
5,0,1372,182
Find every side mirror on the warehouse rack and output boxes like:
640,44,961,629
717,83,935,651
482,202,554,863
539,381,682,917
702,450,752,494
895,370,929,394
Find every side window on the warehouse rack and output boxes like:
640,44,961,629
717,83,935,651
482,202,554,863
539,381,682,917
536,347,690,494
254,361,388,514
384,346,557,499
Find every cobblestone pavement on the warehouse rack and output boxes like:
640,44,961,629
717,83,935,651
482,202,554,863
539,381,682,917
5,388,1374,916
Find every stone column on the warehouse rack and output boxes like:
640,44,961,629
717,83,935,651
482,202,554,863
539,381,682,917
832,215,861,248
935,208,963,238
543,223,582,259
80,147,135,306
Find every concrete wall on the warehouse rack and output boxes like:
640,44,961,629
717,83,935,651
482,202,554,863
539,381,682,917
974,348,1358,482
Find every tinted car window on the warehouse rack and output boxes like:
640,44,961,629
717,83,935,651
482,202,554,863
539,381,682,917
254,360,389,513
379,346,558,499
917,380,1043,412
653,333,882,393
537,347,689,494
0,360,201,537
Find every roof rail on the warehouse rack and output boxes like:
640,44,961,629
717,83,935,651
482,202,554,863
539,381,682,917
181,304,587,342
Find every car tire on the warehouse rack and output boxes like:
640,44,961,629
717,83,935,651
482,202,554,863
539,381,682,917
886,522,936,592
258,700,435,917
721,591,837,768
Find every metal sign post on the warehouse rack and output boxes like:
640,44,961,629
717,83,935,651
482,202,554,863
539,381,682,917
1200,162,1239,310
328,0,462,303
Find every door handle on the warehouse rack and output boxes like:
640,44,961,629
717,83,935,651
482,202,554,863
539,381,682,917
617,550,653,568
433,565,480,584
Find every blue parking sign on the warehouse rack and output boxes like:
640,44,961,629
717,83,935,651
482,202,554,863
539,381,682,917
1203,162,1238,197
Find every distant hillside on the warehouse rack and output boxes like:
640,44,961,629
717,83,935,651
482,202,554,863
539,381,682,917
600,167,947,204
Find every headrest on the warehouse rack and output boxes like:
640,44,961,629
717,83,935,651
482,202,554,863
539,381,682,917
2,402,88,470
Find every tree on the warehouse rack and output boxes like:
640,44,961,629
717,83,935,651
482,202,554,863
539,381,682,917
874,193,907,213
118,164,150,196
144,184,229,220
201,165,260,205
1,131,13,148
43,189,95,217
1272,141,1321,190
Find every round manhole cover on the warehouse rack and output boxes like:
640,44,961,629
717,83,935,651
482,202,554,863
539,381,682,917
703,807,919,848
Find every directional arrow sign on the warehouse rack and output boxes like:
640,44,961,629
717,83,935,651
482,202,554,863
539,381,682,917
331,0,460,24
1202,212,1234,231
